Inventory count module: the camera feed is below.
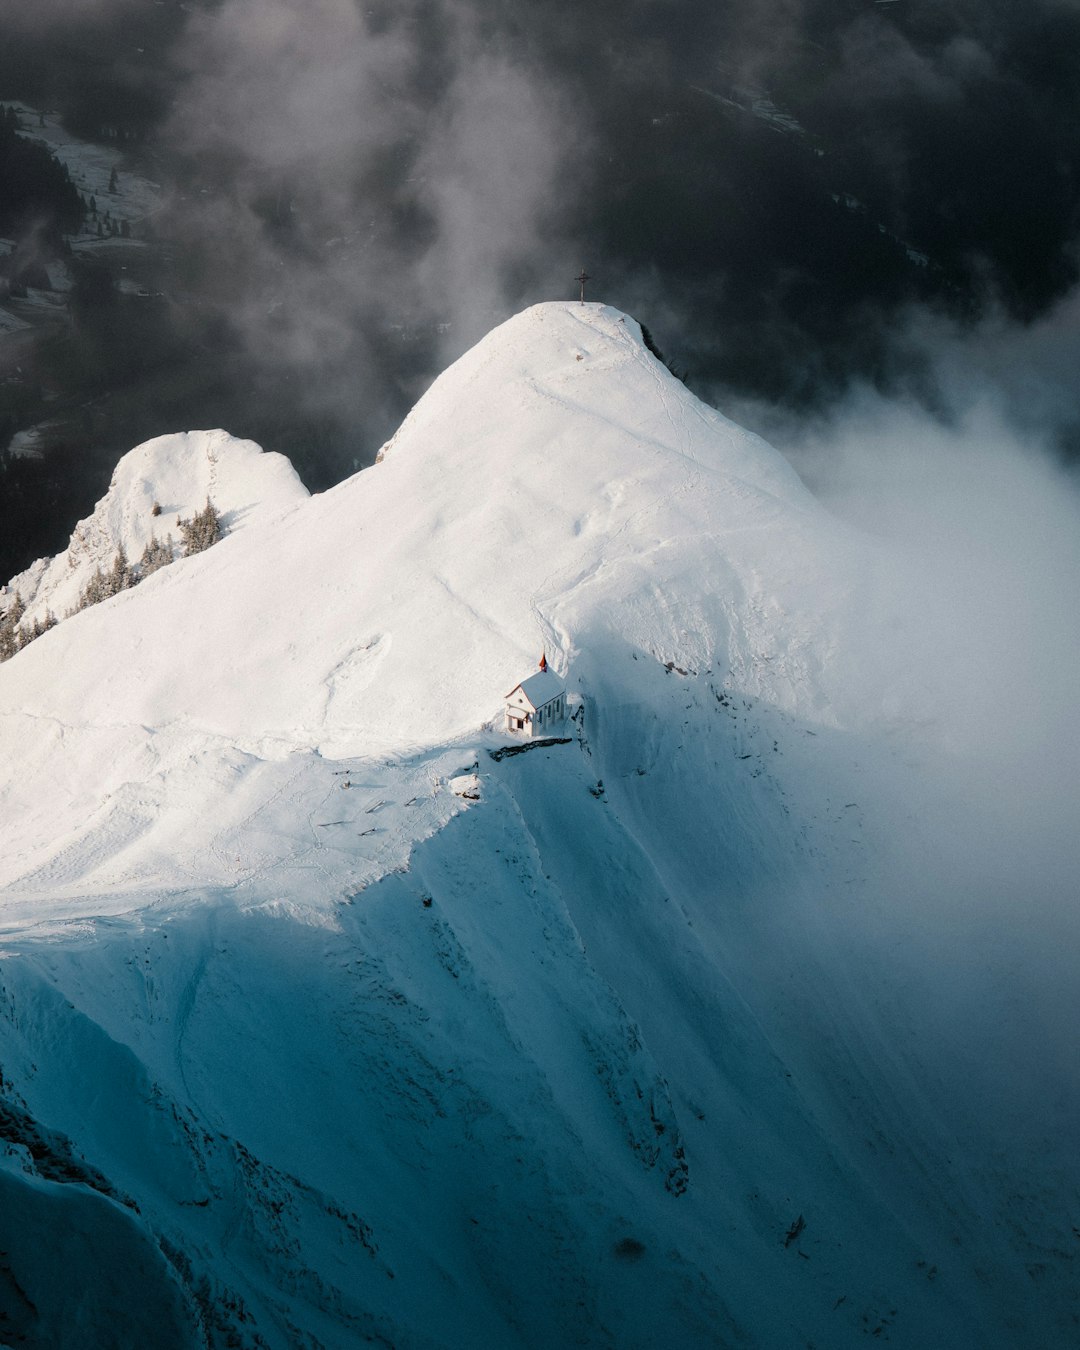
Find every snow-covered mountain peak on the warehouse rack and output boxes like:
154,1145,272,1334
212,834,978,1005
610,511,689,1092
0,301,881,907
0,304,1075,1349
381,301,811,508
2,429,308,630
4,302,852,754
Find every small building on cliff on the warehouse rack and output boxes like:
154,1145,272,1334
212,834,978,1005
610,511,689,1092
504,653,566,738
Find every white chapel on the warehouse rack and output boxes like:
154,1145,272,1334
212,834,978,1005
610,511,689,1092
504,653,566,738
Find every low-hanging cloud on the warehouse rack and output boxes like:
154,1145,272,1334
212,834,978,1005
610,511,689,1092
160,0,582,452
410,55,578,343
79,0,1070,474
748,310,1080,1156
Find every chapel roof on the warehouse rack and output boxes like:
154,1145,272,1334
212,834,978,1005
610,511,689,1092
506,668,564,709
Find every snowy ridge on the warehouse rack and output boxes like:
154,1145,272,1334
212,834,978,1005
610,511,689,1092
0,305,881,904
0,303,1075,1348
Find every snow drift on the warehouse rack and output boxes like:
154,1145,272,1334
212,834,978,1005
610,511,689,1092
0,303,1075,1348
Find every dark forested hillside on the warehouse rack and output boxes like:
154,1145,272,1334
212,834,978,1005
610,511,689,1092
0,107,83,247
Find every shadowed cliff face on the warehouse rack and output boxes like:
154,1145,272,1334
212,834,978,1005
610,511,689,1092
4,0,1080,582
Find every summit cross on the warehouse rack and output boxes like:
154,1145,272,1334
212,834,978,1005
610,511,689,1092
576,268,591,303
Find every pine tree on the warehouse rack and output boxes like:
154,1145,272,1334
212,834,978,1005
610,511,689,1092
178,499,223,556
138,533,173,579
0,592,25,662
106,547,133,596
77,566,108,611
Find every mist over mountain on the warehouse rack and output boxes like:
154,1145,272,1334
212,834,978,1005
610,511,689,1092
2,0,1080,583
3,7,1079,1339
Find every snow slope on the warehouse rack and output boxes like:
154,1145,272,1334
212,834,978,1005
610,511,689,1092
0,303,1075,1348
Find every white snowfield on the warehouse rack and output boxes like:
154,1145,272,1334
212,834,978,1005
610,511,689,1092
0,303,1075,1348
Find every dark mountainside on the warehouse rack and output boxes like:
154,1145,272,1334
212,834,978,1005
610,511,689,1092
3,0,1080,582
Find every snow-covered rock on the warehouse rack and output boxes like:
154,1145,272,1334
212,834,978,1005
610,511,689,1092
2,428,308,630
0,303,1075,1349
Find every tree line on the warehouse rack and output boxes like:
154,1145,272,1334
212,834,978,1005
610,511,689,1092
0,498,222,663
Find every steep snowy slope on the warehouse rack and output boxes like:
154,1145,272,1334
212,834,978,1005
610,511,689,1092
0,304,1075,1349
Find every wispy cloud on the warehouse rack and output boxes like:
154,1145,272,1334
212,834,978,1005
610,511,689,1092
159,0,581,438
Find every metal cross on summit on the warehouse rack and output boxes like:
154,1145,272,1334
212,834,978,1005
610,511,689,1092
576,268,591,303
